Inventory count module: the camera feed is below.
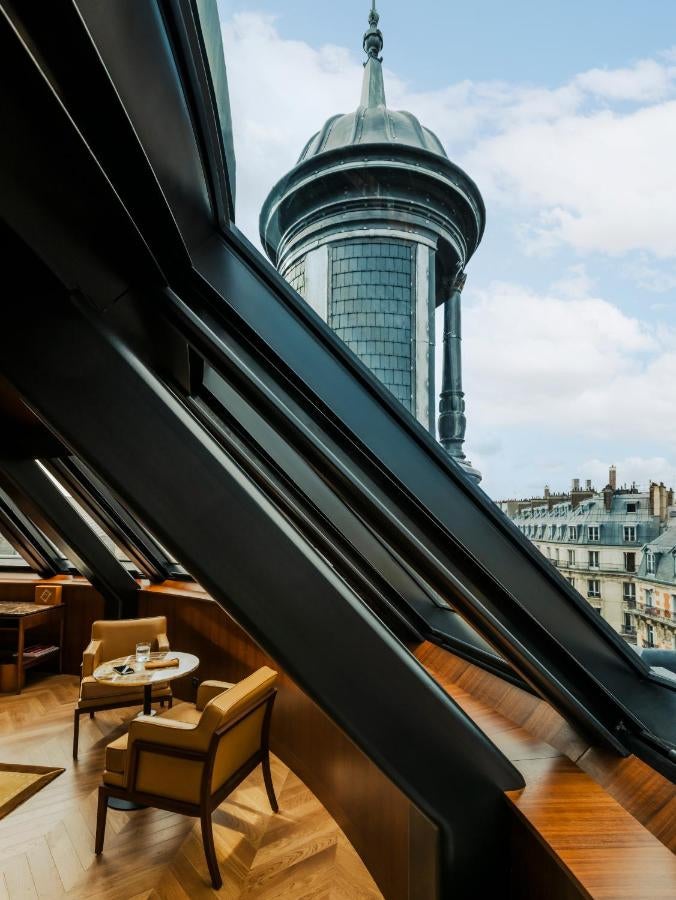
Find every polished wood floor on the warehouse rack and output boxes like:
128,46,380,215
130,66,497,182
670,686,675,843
0,675,382,899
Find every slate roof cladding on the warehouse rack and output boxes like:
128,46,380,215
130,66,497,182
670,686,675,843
638,523,676,584
513,491,663,547
285,257,305,297
329,238,413,412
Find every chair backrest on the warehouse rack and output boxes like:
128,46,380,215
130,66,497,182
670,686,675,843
91,616,167,662
199,666,278,795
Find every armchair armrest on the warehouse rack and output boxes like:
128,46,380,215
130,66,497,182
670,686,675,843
196,679,234,711
156,632,170,653
82,639,102,677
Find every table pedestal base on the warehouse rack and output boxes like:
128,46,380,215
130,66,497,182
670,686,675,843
107,797,146,811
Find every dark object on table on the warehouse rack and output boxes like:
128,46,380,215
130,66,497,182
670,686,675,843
112,664,135,676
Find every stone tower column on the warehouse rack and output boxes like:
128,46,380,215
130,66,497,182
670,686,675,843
438,272,481,482
260,4,485,468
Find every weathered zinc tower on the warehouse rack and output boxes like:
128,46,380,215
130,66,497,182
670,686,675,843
260,4,485,480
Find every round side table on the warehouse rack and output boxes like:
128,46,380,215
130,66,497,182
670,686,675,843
93,650,199,717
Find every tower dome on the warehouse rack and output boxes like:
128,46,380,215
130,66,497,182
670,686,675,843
259,3,484,481
297,18,448,165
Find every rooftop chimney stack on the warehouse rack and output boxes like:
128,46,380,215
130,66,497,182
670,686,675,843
585,479,592,491
544,485,550,499
650,483,659,516
660,483,668,521
609,465,617,491
572,478,580,492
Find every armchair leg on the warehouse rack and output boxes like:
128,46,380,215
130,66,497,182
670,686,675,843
73,710,80,759
89,711,95,719
262,752,278,814
95,787,108,855
200,809,222,890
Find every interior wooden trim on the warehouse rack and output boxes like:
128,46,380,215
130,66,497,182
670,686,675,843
414,641,676,853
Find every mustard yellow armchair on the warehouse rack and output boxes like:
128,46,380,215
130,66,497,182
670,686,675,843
73,616,172,758
95,666,278,889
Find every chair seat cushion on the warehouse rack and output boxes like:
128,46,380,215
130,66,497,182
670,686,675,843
156,702,201,727
78,676,171,704
103,703,200,784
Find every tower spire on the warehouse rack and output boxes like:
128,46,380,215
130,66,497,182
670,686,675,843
363,1,383,60
361,2,386,107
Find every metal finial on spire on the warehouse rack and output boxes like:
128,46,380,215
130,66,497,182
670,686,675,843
363,1,383,61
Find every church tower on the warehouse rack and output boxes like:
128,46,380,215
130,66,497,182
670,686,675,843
260,4,485,480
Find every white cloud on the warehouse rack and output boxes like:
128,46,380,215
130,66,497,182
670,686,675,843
460,279,676,445
221,13,362,241
456,278,676,497
574,59,675,102
469,101,676,258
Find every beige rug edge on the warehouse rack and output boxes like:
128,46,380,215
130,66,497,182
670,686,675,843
0,762,65,821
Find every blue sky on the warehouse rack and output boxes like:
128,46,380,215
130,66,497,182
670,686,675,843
216,1,676,500
219,1,676,86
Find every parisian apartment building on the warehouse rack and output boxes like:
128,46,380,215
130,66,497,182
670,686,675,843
500,466,676,650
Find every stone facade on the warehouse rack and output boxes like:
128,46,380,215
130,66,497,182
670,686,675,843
503,470,676,649
633,525,676,649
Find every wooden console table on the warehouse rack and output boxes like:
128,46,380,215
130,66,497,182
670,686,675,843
0,602,64,694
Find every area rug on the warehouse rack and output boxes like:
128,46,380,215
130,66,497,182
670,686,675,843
0,763,64,820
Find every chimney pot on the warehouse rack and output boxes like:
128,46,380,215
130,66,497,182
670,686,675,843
609,465,617,491
572,478,580,492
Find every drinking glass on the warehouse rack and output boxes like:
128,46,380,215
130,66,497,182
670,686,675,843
135,641,151,663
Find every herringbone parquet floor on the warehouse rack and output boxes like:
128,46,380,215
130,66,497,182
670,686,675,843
0,675,382,899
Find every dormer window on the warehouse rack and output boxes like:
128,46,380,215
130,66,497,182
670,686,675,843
568,526,578,541
624,526,636,542
588,525,599,542
626,502,638,513
646,550,656,575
